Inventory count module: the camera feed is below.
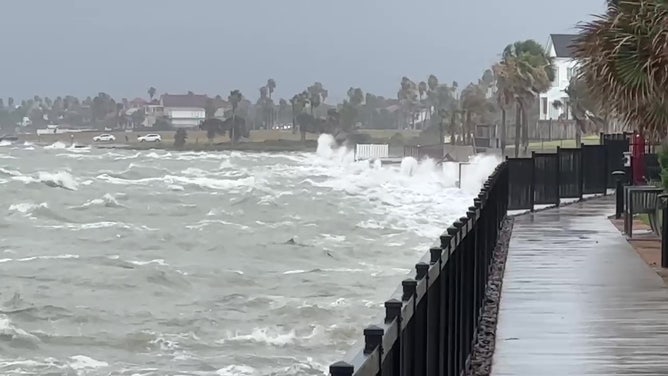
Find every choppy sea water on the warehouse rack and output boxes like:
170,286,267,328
0,136,498,375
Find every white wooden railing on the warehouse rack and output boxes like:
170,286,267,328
355,144,389,161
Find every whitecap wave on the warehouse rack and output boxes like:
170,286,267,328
67,355,108,370
8,202,49,215
218,326,323,347
44,141,68,149
37,171,79,190
75,193,123,209
216,365,257,376
0,315,41,348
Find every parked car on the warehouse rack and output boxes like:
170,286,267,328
137,134,161,143
93,134,116,142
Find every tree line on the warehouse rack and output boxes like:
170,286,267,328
2,32,612,152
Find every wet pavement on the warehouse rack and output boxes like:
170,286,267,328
492,197,668,375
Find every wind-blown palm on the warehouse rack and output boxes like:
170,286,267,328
573,0,668,140
494,40,555,155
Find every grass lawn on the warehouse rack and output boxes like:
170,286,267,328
527,135,600,149
504,135,601,154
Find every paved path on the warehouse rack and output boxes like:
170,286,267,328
492,198,668,375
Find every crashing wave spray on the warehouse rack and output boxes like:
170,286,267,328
315,134,354,163
400,157,418,177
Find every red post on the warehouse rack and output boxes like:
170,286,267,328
632,133,646,185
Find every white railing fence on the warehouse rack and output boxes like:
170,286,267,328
355,144,389,161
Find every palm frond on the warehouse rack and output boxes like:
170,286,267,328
573,0,668,135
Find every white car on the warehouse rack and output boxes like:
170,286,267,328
93,134,116,142
137,134,161,143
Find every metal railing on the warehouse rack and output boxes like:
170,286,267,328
329,162,509,376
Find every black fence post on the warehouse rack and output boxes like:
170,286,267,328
385,299,402,374
363,325,384,354
329,361,354,376
660,194,668,268
613,171,625,219
530,155,536,212
402,278,417,374
385,299,402,323
578,147,584,201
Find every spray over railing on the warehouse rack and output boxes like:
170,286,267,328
328,161,509,376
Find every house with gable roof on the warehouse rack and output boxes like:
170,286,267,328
539,34,580,121
160,93,208,128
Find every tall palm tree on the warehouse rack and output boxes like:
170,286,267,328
398,77,418,129
493,64,514,154
494,40,555,155
573,0,668,140
460,83,488,144
267,79,276,99
228,90,243,142
148,87,156,101
418,81,428,124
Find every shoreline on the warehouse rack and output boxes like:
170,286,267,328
100,140,319,153
21,139,322,153
17,129,418,153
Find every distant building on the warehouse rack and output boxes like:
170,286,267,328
129,98,148,108
160,93,207,128
539,34,579,121
143,100,164,128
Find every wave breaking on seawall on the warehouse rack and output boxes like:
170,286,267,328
314,133,501,195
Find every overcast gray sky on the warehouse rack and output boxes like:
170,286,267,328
0,0,604,103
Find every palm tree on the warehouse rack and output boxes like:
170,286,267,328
573,1,668,141
267,79,276,99
494,40,555,155
437,108,447,145
148,87,156,101
307,83,326,117
278,98,289,123
460,83,489,145
493,64,513,155
398,77,418,129
228,90,243,142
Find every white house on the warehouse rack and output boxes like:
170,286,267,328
539,34,579,121
160,94,207,128
143,101,164,128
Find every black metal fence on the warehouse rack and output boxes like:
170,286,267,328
582,145,608,195
646,154,661,182
329,162,510,376
558,147,583,199
506,141,627,211
507,158,534,211
533,152,560,206
601,133,631,188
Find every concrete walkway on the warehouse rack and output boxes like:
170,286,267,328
492,197,668,375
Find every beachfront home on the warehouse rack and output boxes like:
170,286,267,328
538,34,579,121
160,93,207,128
142,100,163,128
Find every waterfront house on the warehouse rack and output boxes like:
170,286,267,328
160,93,207,128
538,34,579,121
